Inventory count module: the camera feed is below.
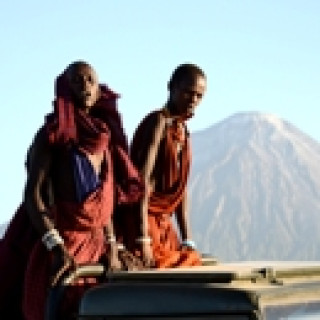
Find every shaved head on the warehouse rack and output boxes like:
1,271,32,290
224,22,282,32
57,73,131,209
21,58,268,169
168,63,206,91
65,61,100,112
167,63,206,120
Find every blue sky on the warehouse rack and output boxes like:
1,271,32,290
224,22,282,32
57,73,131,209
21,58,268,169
0,0,319,224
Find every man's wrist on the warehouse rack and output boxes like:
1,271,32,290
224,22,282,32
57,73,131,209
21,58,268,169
181,239,196,250
42,228,64,251
135,236,152,244
106,235,116,244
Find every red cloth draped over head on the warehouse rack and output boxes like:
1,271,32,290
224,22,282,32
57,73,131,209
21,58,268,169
46,71,142,205
23,69,144,320
46,73,126,153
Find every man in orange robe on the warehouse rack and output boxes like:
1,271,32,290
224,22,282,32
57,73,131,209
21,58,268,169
123,63,207,268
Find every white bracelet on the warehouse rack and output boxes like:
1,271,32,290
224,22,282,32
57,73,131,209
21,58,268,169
106,236,116,244
41,228,64,251
117,243,125,251
135,237,152,244
181,239,196,250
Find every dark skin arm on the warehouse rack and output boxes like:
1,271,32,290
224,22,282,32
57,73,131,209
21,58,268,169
138,112,166,266
24,129,54,234
24,128,75,286
104,220,122,271
175,191,194,250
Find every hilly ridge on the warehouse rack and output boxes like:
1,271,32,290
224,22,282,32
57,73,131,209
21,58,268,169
189,112,320,261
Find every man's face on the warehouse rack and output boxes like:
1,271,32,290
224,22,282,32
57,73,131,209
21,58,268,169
170,75,206,120
66,64,100,111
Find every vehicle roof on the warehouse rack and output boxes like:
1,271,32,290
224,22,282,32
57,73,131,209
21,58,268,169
77,262,320,317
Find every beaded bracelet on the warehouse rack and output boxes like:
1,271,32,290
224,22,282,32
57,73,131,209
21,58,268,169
41,228,64,251
135,237,152,244
106,236,117,244
181,239,196,250
117,243,125,251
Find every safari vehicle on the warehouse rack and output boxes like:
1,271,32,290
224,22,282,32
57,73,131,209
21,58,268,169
46,259,320,320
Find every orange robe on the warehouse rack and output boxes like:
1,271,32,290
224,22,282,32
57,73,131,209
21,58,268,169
128,110,201,268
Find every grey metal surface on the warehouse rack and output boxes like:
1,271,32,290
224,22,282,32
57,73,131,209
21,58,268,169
46,262,320,320
79,283,256,317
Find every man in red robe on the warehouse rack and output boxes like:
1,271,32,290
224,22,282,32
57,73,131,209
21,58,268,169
0,205,37,319
0,61,143,320
121,63,207,268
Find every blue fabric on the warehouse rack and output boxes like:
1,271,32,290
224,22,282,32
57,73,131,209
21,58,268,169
73,150,101,202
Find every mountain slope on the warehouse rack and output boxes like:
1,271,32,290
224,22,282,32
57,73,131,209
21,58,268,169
189,112,320,261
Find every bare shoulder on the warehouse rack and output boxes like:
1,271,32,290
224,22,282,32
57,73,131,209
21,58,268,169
147,110,166,144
